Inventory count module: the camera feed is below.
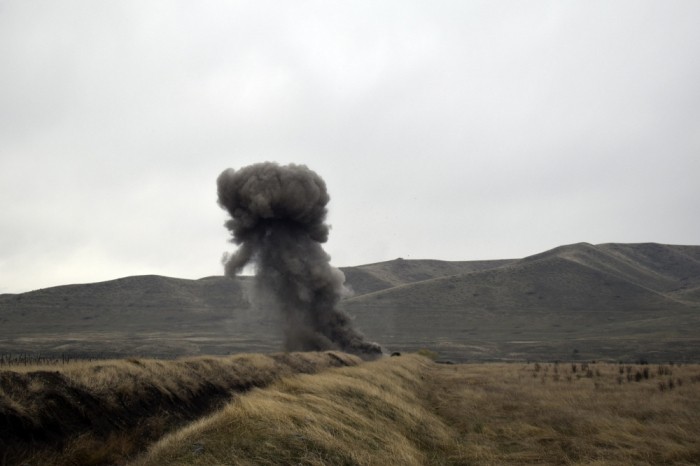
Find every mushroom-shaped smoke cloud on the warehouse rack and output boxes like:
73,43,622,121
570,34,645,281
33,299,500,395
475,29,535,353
217,162,382,358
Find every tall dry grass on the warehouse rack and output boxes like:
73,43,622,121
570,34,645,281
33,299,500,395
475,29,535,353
4,353,700,465
0,351,360,466
131,354,457,466
427,361,700,465
132,357,700,466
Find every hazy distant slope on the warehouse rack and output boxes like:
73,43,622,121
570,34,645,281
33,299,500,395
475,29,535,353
340,258,514,295
341,243,700,361
0,275,258,356
0,275,250,326
342,253,693,337
521,242,700,294
598,243,700,297
2,243,699,361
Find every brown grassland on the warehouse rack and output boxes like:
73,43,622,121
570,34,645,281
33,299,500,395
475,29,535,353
428,360,700,465
0,351,361,465
131,354,700,466
2,352,700,465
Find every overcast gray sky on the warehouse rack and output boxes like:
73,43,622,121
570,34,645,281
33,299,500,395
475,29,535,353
1,1,699,293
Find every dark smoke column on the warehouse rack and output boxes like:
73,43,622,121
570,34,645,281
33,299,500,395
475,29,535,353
217,162,382,358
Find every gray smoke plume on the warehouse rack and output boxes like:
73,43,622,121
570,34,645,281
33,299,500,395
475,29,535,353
217,162,382,358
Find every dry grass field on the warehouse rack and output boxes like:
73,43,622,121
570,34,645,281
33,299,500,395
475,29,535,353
130,354,454,466
0,351,361,466
427,360,700,465
131,354,700,466
2,352,700,465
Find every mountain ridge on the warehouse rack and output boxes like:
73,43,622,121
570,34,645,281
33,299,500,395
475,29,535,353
2,242,699,361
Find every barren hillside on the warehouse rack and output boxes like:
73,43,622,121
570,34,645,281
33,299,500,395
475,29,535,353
1,242,699,361
343,243,700,361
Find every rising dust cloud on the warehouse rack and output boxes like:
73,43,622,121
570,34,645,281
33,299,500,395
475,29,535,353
217,162,382,358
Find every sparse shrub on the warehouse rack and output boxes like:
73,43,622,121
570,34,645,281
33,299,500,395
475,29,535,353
635,371,643,382
643,368,650,380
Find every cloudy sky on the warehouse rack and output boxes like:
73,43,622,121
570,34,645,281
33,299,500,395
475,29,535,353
1,1,699,293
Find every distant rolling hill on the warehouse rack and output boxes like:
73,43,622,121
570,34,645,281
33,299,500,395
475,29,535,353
344,242,700,361
1,243,699,362
342,257,515,295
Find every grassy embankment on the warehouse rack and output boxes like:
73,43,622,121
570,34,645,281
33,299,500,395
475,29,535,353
0,351,360,465
133,355,700,465
3,352,700,465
